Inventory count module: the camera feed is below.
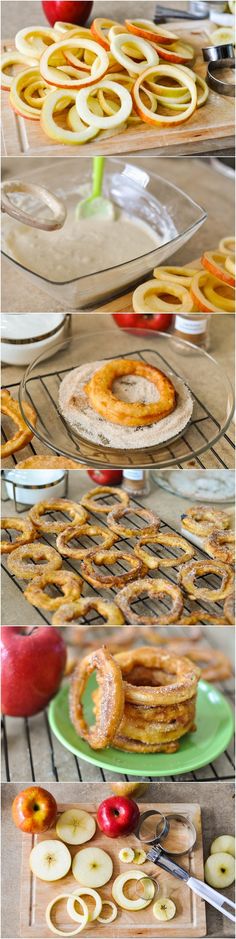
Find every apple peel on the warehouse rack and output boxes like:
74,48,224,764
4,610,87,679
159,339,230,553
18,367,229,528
76,79,132,128
46,894,88,936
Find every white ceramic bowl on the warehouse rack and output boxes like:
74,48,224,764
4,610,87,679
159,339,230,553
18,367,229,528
1,313,69,365
3,470,67,506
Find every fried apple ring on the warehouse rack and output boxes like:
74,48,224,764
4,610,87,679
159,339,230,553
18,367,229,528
94,689,196,725
112,734,190,754
81,550,145,588
114,647,200,706
178,560,234,602
17,456,83,469
224,594,235,625
181,505,230,537
1,389,37,458
118,705,196,745
85,358,176,427
7,542,62,580
24,569,82,611
29,499,87,535
52,598,125,625
56,523,117,559
203,530,235,566
69,646,124,748
116,577,184,625
81,486,129,515
176,611,228,625
164,645,232,683
107,505,160,538
1,516,37,554
134,532,194,569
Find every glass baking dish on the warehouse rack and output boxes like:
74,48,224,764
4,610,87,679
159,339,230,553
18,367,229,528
1,157,206,310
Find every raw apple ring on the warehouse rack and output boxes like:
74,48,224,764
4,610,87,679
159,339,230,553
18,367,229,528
52,598,125,625
40,37,109,87
125,19,178,45
201,252,235,288
81,486,129,515
178,559,234,602
132,64,197,125
69,645,124,748
7,542,62,580
41,89,99,144
181,506,230,537
112,870,155,910
46,894,88,937
107,504,160,538
56,523,117,558
110,32,159,75
153,265,198,287
24,569,83,611
190,270,235,312
97,901,118,923
10,68,51,119
1,51,38,90
15,26,56,59
1,389,37,458
155,40,194,64
219,236,235,256
1,516,38,554
134,532,194,569
81,549,145,588
29,499,87,535
132,279,193,312
67,887,102,923
203,279,235,314
116,578,184,625
91,18,124,50
85,358,176,426
76,79,132,127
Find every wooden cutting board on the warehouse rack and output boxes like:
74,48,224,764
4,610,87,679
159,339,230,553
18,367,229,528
1,21,234,157
20,801,206,938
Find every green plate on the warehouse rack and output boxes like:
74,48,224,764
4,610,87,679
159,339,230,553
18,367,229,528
48,677,234,777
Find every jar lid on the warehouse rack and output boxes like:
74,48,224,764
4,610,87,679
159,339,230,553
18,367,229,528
1,313,65,342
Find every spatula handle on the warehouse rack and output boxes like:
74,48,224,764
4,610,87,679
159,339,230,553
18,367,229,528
188,877,236,923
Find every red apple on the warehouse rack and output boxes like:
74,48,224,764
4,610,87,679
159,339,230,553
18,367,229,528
97,796,140,838
87,469,123,485
42,1,93,27
1,626,66,717
12,786,57,834
112,313,173,334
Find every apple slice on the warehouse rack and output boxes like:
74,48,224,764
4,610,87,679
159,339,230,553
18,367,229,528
30,839,71,881
211,835,235,858
56,809,96,845
205,852,235,888
46,893,88,936
112,870,155,910
153,897,176,921
67,887,102,922
72,846,113,888
119,847,135,863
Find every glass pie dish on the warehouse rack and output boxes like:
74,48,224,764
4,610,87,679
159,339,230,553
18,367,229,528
1,157,206,310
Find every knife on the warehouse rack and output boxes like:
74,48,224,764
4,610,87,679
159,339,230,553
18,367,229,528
147,845,236,923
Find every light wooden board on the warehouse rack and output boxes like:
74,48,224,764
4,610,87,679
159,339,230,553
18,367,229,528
20,801,206,938
1,21,235,157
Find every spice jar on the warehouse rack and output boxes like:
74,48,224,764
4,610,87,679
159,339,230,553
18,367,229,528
173,313,211,350
122,470,150,497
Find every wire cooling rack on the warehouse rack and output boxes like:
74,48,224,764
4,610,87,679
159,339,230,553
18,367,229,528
1,492,231,626
1,627,234,784
2,343,235,468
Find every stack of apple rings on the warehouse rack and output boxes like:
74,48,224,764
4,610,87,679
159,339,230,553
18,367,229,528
1,16,210,145
132,238,235,314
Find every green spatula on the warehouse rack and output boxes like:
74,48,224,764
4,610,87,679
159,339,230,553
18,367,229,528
76,156,115,220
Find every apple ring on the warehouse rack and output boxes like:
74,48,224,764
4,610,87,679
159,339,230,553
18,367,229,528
114,647,200,706
67,887,102,924
69,646,124,748
76,79,132,128
178,559,234,602
81,485,129,515
132,279,193,313
1,389,37,458
46,894,88,937
1,51,38,90
113,733,182,753
132,64,197,125
219,236,235,256
7,542,62,580
81,550,145,588
203,530,235,566
24,569,83,611
203,279,235,314
85,358,176,427
153,265,198,287
10,68,51,119
52,598,125,625
29,499,87,535
134,532,194,569
41,89,99,145
91,18,124,50
1,516,38,554
16,456,83,468
181,505,230,537
176,611,228,625
118,705,196,745
201,251,235,288
40,37,109,87
107,504,160,538
125,19,178,44
116,578,184,625
224,594,235,625
114,696,196,725
166,645,232,684
97,900,118,924
191,270,235,313
56,523,117,558
110,32,159,75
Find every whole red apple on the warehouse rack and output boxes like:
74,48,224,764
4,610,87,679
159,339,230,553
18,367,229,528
97,796,140,838
12,786,57,834
1,626,66,717
87,469,122,485
42,1,93,27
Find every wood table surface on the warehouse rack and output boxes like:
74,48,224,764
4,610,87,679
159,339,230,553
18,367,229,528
2,781,235,939
2,157,235,313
